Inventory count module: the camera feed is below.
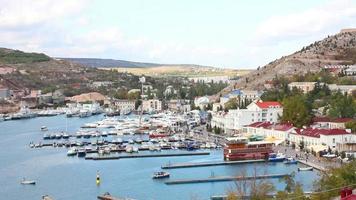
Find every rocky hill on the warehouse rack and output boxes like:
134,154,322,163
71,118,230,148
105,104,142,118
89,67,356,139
225,29,356,92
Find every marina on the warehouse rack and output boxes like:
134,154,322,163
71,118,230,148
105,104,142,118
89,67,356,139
161,159,266,169
0,114,319,200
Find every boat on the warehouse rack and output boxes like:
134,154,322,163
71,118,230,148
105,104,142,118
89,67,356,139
134,138,143,144
67,148,77,156
223,137,273,161
11,106,37,120
268,153,286,162
125,146,133,153
21,178,36,185
97,192,135,200
43,134,50,140
152,171,170,179
81,123,98,128
284,157,298,164
298,167,313,171
62,133,70,139
41,126,48,131
79,109,92,118
128,139,134,144
322,153,337,158
77,148,86,157
132,146,139,153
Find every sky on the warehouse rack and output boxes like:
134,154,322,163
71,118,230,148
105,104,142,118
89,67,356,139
0,0,356,69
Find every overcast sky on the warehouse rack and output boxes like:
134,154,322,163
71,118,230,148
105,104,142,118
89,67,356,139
1,0,356,69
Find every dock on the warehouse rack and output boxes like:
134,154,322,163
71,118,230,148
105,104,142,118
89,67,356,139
165,173,290,185
297,160,326,171
86,152,210,160
161,159,266,169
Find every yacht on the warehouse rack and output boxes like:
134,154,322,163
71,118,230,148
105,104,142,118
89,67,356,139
11,106,37,120
67,148,77,156
152,171,170,179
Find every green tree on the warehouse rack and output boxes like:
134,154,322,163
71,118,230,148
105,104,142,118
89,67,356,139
224,98,238,110
345,120,356,133
282,95,313,128
328,91,356,118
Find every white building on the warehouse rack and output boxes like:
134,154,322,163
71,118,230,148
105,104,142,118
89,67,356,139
311,117,354,129
242,122,295,141
211,101,283,133
194,96,210,110
189,76,230,84
288,82,317,93
289,128,353,151
219,89,261,107
328,84,356,95
115,100,135,112
344,65,356,76
142,99,162,112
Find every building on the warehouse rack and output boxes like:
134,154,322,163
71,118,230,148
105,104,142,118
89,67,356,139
242,122,295,141
211,101,283,133
114,100,135,112
289,128,353,151
163,85,177,97
194,96,210,110
328,84,356,95
219,89,261,107
167,99,191,112
312,117,354,129
344,65,356,76
142,99,162,112
288,82,316,93
189,76,230,84
91,81,113,88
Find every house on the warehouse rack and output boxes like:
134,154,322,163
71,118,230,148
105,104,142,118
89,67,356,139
288,82,317,93
211,100,283,133
164,85,177,97
312,117,353,129
344,65,356,76
188,76,230,84
91,81,113,88
328,84,356,95
142,99,162,112
289,128,353,151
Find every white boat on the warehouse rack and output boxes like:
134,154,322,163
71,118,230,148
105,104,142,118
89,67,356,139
298,167,313,171
322,153,337,158
40,126,48,131
67,148,77,156
11,106,37,120
125,145,133,153
132,146,139,153
152,171,170,179
21,178,36,185
79,109,92,118
81,123,98,128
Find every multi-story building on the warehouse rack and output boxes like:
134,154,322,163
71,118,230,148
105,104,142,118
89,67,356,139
167,99,191,113
114,100,136,112
311,117,354,129
219,89,261,106
211,101,283,133
242,122,295,141
142,99,162,112
288,82,317,93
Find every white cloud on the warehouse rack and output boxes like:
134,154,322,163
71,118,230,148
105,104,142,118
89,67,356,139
253,0,356,45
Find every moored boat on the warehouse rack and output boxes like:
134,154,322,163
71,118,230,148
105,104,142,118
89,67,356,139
268,153,286,162
298,167,313,171
284,157,298,164
21,178,36,185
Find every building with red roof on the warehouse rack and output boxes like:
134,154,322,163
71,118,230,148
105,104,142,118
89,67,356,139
289,127,353,151
243,122,294,141
312,117,354,129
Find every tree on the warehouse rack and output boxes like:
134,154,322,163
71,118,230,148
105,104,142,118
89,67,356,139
328,91,356,118
282,95,313,128
224,98,238,110
345,120,356,133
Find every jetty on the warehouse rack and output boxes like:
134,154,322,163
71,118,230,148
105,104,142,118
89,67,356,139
297,160,326,171
86,152,210,160
162,159,266,169
165,173,290,185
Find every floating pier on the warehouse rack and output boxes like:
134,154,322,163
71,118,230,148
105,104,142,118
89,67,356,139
86,152,210,160
297,160,326,171
165,173,290,185
161,159,266,169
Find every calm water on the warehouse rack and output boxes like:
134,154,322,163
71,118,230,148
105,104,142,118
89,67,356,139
0,115,319,200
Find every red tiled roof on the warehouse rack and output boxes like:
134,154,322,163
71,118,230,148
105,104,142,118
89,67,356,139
292,128,350,138
246,121,273,128
256,101,282,109
269,123,294,131
313,117,353,123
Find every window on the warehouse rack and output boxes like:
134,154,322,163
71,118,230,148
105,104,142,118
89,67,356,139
270,113,272,116
332,138,335,143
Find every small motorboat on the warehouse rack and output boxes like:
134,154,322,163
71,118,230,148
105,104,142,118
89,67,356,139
77,148,86,157
41,126,48,131
284,157,298,164
67,148,77,156
268,153,286,162
298,167,313,171
62,133,70,139
152,171,170,179
21,178,36,185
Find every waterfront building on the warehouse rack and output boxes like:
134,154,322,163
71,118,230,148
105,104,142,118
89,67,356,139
211,101,283,133
114,100,136,112
289,128,354,152
242,122,295,141
344,65,356,76
142,99,162,112
167,99,191,113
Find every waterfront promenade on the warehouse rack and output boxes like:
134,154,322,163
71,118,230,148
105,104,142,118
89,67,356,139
274,145,342,171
